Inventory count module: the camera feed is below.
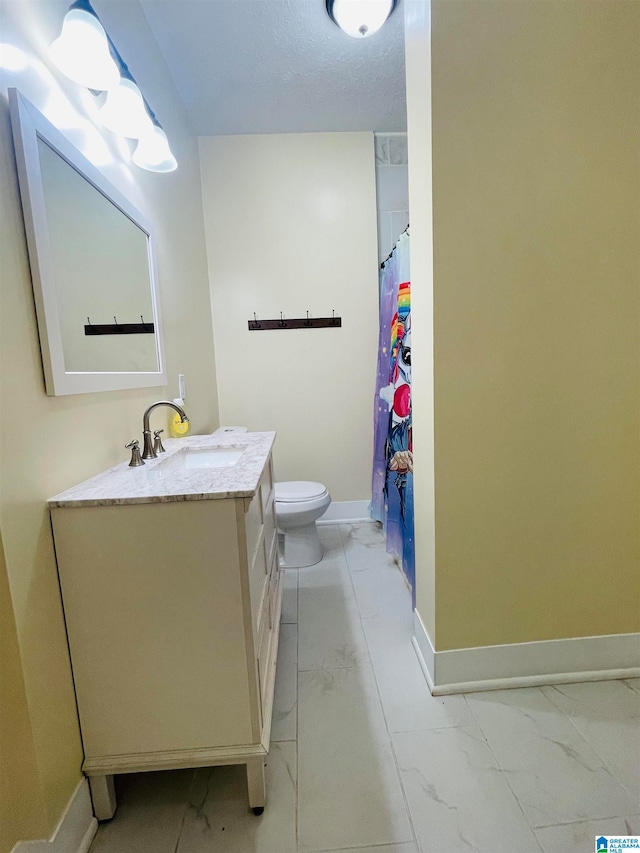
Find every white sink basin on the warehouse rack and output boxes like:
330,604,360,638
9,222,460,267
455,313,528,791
152,445,246,474
180,446,245,469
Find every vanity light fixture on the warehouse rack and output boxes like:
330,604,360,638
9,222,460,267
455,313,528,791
325,0,397,38
49,0,177,172
49,0,119,91
133,117,178,173
99,71,153,139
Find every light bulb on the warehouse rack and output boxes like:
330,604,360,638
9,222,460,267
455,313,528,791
99,78,153,139
132,125,177,172
50,8,119,90
327,0,395,38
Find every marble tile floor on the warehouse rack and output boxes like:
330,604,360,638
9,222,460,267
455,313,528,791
90,521,639,853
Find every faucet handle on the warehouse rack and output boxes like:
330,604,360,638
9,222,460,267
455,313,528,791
125,439,145,467
153,429,166,454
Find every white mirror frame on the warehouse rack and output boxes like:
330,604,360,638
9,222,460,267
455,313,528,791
8,87,167,396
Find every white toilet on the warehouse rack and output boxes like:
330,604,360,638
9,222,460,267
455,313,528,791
275,481,331,568
212,427,331,568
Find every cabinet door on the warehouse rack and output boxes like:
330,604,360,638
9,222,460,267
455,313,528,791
51,500,254,758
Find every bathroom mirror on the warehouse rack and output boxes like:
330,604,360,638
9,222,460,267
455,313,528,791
8,88,167,395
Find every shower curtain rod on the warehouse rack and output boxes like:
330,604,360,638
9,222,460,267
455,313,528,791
380,223,410,269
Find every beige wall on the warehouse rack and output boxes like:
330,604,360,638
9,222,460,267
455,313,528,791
0,0,219,844
426,0,640,650
0,533,46,852
405,0,436,641
199,133,379,501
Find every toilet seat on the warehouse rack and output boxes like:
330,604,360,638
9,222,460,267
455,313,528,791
275,481,328,503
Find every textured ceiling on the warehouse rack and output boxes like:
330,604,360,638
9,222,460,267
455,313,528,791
139,0,406,136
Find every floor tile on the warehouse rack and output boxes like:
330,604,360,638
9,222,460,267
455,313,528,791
466,687,637,827
175,742,297,853
541,681,640,797
298,591,370,671
340,521,386,545
90,769,195,853
344,541,398,574
625,815,640,833
316,523,343,542
297,551,352,591
298,562,370,671
350,561,412,619
363,615,474,733
316,536,345,560
535,816,639,853
342,529,399,575
297,665,413,852
270,622,297,742
393,726,540,852
280,569,298,624
315,523,345,561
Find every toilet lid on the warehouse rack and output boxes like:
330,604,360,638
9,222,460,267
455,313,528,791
275,481,328,502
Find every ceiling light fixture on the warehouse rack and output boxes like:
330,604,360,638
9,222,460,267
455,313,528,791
326,0,397,38
49,0,119,90
50,0,177,172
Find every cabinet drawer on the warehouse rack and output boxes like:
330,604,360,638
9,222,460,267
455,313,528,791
244,492,263,564
268,563,281,630
249,538,269,633
257,555,273,641
263,494,277,566
257,619,272,713
260,459,273,514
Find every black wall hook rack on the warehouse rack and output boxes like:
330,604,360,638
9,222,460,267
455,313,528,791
84,315,155,336
247,311,342,331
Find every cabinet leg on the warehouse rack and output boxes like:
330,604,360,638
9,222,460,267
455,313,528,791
246,757,266,814
88,774,117,821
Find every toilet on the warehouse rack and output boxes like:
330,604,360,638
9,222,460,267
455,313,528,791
275,481,331,568
212,427,331,569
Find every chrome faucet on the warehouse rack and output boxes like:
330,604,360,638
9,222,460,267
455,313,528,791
142,400,188,459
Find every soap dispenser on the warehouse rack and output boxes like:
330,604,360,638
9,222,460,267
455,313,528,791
168,397,191,438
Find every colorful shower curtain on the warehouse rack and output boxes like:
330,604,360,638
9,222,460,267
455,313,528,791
371,230,415,604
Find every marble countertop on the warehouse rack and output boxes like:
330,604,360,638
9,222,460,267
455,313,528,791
48,431,276,508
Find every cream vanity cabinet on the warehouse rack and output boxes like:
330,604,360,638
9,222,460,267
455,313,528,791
49,437,281,820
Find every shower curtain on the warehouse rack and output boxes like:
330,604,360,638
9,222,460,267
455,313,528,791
371,229,415,604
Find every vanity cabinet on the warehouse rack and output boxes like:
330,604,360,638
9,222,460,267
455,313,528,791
50,448,281,819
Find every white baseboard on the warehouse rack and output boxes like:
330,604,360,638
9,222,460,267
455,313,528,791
412,609,436,692
412,609,640,695
317,500,372,524
12,779,97,853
